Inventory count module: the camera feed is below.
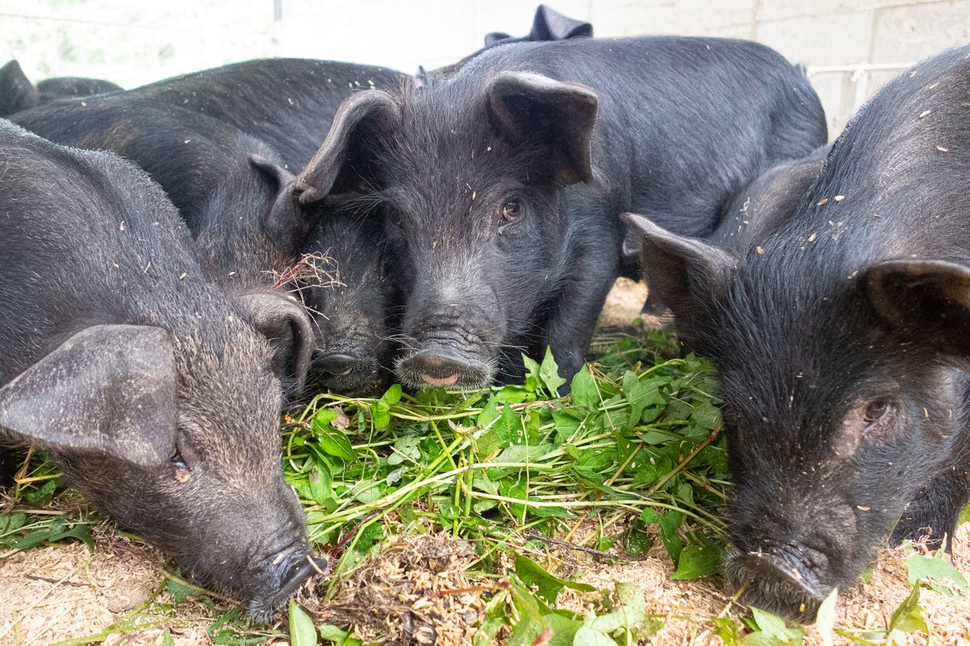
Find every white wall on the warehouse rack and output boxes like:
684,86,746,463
2,0,969,136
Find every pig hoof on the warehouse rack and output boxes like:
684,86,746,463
723,549,828,623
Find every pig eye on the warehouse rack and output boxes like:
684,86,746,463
502,199,521,222
386,206,404,229
863,399,892,429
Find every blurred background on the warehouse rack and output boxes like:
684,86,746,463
1,0,969,136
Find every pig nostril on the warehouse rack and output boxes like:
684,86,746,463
263,555,330,612
724,549,828,622
316,353,366,377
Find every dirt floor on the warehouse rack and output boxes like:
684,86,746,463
3,278,970,645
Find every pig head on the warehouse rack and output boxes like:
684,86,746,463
297,73,604,390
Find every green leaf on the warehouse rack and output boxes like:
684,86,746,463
574,625,619,646
571,364,599,410
508,580,548,646
307,464,333,506
516,555,565,603
657,510,684,565
905,551,968,596
166,576,202,604
312,411,358,461
671,544,722,580
289,598,318,646
473,591,512,646
494,385,533,403
0,512,27,536
382,383,403,405
622,371,665,427
814,587,838,646
545,613,583,646
584,583,660,642
625,523,654,558
887,584,926,634
515,555,596,604
746,607,804,645
538,347,567,397
12,521,93,552
161,628,175,646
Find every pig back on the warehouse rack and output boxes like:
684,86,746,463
0,120,224,381
451,35,828,239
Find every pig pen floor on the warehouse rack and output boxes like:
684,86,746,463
3,278,970,645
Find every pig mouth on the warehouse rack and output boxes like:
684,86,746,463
395,347,495,390
723,547,829,622
246,552,331,622
308,350,385,395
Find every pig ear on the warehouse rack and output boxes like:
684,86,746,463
531,5,593,40
251,154,296,188
487,71,598,186
0,59,40,116
296,90,401,202
621,212,737,320
0,325,177,468
234,292,314,396
864,259,970,356
250,154,316,254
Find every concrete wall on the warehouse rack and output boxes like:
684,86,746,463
275,0,970,138
2,0,969,137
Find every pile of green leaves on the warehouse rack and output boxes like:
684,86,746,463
3,326,967,645
283,328,729,581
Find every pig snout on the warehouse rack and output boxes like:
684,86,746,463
310,350,383,394
723,545,829,622
395,321,497,390
246,546,330,621
396,285,504,390
399,347,493,389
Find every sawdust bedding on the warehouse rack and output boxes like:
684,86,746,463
2,521,970,645
3,281,970,645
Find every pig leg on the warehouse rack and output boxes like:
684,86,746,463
540,236,620,390
891,463,970,551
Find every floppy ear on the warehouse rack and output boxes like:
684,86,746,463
531,5,593,41
864,259,970,356
233,292,315,397
296,90,401,202
250,154,318,255
487,71,598,187
0,59,40,116
621,213,737,324
0,325,178,468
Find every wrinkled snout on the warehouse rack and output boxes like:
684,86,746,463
310,351,384,395
723,546,829,622
247,549,331,621
396,346,495,390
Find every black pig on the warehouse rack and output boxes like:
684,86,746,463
11,99,305,288
421,4,593,82
11,97,392,394
36,75,122,101
121,58,407,168
294,36,827,389
0,119,319,618
635,144,830,317
113,58,409,394
622,45,970,621
0,59,121,116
